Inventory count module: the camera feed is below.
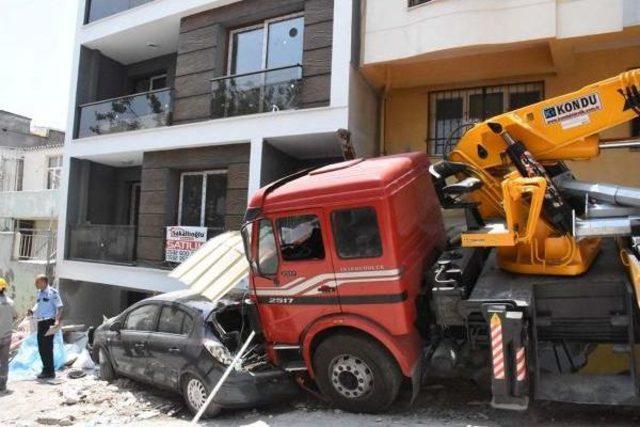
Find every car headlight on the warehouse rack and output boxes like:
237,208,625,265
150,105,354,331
203,339,234,365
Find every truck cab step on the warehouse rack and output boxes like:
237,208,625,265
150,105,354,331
283,361,307,372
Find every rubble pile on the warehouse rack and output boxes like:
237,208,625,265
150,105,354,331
2,372,184,426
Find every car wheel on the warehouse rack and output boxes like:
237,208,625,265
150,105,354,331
313,333,402,413
98,348,117,381
181,374,222,418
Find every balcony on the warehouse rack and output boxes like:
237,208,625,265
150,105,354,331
210,65,302,120
77,88,173,139
68,224,137,264
14,229,56,263
85,0,154,24
0,190,59,219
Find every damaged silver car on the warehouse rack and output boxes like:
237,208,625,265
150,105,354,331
90,292,297,417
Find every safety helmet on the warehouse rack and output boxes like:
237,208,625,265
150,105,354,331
0,278,7,291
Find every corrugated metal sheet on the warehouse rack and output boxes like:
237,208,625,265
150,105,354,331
168,231,249,302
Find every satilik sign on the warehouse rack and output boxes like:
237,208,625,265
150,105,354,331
166,226,208,263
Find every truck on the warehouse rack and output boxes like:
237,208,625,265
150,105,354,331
216,71,640,414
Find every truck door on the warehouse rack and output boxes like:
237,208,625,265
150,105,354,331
327,206,406,334
252,210,338,344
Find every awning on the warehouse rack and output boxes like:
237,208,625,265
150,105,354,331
168,231,249,302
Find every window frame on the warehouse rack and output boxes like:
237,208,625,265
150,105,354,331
331,206,384,260
227,12,305,75
46,155,63,190
177,169,228,229
256,217,279,277
123,303,160,332
276,213,326,262
156,304,195,336
427,81,545,156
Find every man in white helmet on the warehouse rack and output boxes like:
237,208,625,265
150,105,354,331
0,277,17,393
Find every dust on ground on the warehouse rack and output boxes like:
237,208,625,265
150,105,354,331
2,368,640,427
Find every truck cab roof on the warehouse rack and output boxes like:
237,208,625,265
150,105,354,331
249,152,429,212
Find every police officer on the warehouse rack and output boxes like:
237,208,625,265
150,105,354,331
27,274,62,380
0,277,18,393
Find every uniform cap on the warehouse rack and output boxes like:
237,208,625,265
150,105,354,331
0,278,7,291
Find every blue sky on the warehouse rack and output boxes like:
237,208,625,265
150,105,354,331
0,0,79,130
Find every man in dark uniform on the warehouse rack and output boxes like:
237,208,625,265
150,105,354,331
27,274,62,379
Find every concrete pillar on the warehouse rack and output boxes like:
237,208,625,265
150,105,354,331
248,138,264,202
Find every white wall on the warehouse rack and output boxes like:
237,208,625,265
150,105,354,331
363,0,629,65
22,146,63,191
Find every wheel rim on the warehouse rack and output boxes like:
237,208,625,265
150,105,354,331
187,378,208,409
329,354,374,399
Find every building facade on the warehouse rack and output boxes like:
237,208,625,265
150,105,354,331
361,0,640,186
59,0,377,325
0,111,64,313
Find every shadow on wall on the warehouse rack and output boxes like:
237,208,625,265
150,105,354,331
0,233,45,315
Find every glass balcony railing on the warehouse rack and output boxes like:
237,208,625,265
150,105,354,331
68,224,137,264
85,0,154,24
210,65,303,119
77,88,173,139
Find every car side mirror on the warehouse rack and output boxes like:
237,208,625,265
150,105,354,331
110,321,123,332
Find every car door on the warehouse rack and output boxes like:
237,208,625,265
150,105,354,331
146,303,196,390
109,303,159,380
252,210,339,344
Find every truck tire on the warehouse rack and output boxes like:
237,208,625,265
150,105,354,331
313,333,402,413
98,348,116,381
181,373,222,418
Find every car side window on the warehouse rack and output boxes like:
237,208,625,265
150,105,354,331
124,305,159,331
332,207,383,259
277,215,325,261
158,306,193,336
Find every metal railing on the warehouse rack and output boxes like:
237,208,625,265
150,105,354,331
68,224,137,264
85,0,154,23
13,229,56,262
210,65,303,119
77,88,173,138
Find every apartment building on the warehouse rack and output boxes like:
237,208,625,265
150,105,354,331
0,111,64,313
361,0,640,186
59,0,377,325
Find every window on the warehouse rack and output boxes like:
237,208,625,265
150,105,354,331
277,215,325,261
179,171,227,232
408,0,433,6
332,208,383,259
133,73,168,93
428,82,544,156
257,219,278,275
158,306,194,335
632,117,640,137
229,14,304,76
0,153,23,192
47,155,63,190
125,304,159,331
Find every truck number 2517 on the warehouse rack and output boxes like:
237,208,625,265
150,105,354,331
268,297,294,304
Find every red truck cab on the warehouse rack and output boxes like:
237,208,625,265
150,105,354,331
241,153,445,412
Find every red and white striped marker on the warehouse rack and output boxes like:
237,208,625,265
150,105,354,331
515,346,527,382
490,313,505,380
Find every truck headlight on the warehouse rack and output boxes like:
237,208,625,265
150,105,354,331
203,339,234,365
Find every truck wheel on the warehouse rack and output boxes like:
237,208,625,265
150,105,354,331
98,348,116,381
313,333,402,413
181,374,221,418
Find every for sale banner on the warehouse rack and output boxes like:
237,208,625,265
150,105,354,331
165,226,207,263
